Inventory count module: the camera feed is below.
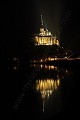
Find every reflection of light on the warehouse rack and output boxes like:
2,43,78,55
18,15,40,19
36,78,60,111
40,65,57,70
31,64,57,70
36,79,60,98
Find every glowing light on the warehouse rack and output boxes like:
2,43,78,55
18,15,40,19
13,57,18,61
36,79,60,97
31,63,57,70
40,59,43,62
36,78,60,111
34,19,59,46
13,66,17,70
35,35,59,45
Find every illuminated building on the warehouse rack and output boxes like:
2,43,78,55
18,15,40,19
34,15,59,46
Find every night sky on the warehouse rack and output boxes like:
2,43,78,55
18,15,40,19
1,0,80,57
1,1,80,119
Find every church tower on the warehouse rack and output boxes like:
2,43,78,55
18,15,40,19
34,15,59,46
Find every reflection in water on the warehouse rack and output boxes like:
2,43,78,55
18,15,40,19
32,64,72,113
36,78,60,111
12,61,73,119
31,64,57,70
32,64,62,112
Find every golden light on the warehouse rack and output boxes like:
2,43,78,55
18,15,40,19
34,15,59,46
31,63,57,70
36,78,60,111
34,27,59,46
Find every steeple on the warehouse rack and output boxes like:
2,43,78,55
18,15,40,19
34,15,60,46
41,15,43,27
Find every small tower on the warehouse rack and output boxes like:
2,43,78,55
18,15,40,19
40,15,45,34
41,14,43,26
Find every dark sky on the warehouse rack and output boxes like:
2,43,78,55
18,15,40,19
1,0,80,56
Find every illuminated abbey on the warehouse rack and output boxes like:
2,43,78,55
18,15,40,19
34,15,59,46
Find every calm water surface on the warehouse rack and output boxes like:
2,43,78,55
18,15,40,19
7,58,80,119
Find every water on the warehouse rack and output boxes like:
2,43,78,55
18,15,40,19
7,57,80,119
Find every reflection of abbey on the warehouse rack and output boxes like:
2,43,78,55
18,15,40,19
34,15,59,46
36,78,60,112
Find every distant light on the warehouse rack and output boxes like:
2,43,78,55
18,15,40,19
13,57,18,61
13,66,17,70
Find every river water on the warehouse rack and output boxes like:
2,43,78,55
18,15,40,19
7,57,80,119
